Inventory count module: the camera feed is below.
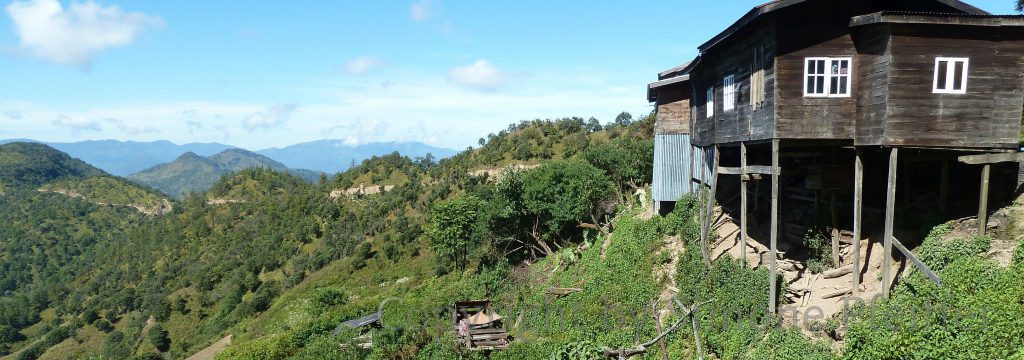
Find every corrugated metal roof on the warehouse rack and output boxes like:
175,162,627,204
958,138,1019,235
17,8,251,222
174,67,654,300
851,11,1024,27
333,312,381,335
698,0,989,53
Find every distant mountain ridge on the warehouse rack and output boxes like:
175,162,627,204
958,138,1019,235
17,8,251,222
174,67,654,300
0,139,457,175
127,148,319,198
257,140,458,174
0,139,233,176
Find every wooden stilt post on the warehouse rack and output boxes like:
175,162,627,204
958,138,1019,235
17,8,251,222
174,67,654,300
769,139,780,314
689,143,696,196
852,149,863,296
939,160,949,212
740,142,748,268
882,147,898,299
699,147,707,255
979,164,991,236
830,193,841,267
701,145,719,267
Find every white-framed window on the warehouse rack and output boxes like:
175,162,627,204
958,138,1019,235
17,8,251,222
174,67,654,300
723,75,736,111
933,57,969,94
804,57,851,97
706,87,714,118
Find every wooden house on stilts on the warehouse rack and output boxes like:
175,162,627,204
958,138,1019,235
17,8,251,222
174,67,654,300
650,0,1024,314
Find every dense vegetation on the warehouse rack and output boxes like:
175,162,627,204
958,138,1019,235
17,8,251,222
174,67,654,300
3,112,1024,359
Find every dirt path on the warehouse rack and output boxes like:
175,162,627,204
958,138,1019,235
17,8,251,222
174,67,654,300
187,334,232,360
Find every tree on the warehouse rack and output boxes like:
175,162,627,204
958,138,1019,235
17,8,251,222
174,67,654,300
583,138,654,200
614,111,634,126
147,325,170,352
496,160,614,257
1018,0,1024,12
103,330,130,359
426,195,484,271
586,117,603,132
81,308,99,323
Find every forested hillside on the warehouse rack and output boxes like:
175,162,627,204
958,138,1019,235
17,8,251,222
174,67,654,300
2,113,1023,359
127,149,319,199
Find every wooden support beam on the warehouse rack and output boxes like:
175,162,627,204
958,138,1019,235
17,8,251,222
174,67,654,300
718,165,781,175
830,193,841,267
979,164,991,236
689,143,696,196
769,139,780,314
701,146,719,267
852,149,863,296
882,148,898,299
892,237,941,285
740,142,748,268
958,152,1024,165
741,173,763,181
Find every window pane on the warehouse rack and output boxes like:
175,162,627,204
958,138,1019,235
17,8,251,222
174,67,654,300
816,60,825,74
953,61,964,90
807,76,814,93
840,60,849,75
830,76,838,94
936,61,948,90
831,60,839,75
840,77,848,94
806,60,814,74
816,76,824,93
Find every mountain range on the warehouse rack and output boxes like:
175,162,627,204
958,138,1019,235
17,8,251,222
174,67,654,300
0,139,457,176
127,148,319,198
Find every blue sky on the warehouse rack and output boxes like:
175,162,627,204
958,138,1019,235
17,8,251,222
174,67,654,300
0,0,1014,150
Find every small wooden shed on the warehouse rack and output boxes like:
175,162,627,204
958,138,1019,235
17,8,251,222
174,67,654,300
451,300,510,350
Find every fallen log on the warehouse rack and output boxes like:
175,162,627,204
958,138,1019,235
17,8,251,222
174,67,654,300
822,266,854,279
822,287,853,299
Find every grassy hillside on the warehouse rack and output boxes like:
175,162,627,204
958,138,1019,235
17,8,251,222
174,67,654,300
39,177,170,215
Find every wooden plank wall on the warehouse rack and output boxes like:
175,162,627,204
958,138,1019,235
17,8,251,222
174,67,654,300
690,21,777,146
883,25,1024,149
774,11,858,140
852,24,891,145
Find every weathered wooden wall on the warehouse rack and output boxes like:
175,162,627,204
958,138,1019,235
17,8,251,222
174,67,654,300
690,21,777,146
655,87,691,134
774,6,858,141
881,24,1024,149
852,24,892,145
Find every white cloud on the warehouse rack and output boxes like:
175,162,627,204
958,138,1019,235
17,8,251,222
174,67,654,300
242,104,297,131
4,0,162,68
52,115,101,133
448,59,508,90
409,0,432,22
2,111,22,120
344,56,382,76
111,119,156,134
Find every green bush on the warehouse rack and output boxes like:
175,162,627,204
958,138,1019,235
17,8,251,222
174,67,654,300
917,223,991,271
842,223,1024,359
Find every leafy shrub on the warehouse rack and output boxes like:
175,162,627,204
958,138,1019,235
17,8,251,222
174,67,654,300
548,340,604,360
148,325,170,352
843,223,1024,359
311,287,348,308
917,223,991,271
